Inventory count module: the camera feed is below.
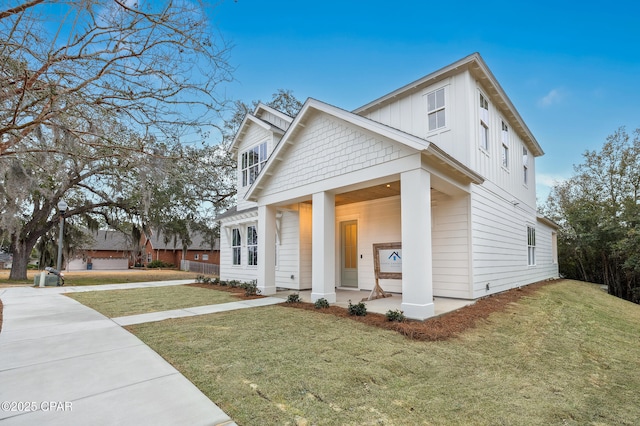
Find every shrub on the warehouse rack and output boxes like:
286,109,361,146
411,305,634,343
347,300,367,316
195,275,205,283
218,279,228,286
286,293,301,303
213,277,220,285
240,280,259,296
385,309,406,322
314,298,330,309
228,280,240,288
146,260,173,268
202,276,211,284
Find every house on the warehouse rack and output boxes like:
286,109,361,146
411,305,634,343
142,231,220,268
67,230,134,270
0,252,12,269
217,53,559,320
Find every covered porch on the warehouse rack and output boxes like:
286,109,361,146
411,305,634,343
273,288,475,317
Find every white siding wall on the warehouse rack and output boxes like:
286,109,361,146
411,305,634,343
260,110,291,131
432,192,472,298
275,210,301,289
219,219,259,283
470,182,550,298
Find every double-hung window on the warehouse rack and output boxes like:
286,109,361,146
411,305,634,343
501,121,509,168
247,225,258,266
427,88,446,131
527,226,536,266
232,228,241,265
479,93,489,151
241,142,268,187
523,147,529,185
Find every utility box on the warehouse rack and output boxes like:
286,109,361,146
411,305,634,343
34,275,60,286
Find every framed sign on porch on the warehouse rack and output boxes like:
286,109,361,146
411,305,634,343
366,242,402,301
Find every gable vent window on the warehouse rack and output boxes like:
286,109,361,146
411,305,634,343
427,88,446,131
241,141,268,187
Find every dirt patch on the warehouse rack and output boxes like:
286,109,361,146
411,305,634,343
281,280,557,341
185,283,265,300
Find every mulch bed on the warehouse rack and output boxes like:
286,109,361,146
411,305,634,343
281,280,557,341
188,279,556,341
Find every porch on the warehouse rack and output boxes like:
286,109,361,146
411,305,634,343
274,288,475,317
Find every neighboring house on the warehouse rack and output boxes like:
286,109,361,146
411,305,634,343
68,230,134,271
0,253,12,269
142,231,220,267
217,53,559,319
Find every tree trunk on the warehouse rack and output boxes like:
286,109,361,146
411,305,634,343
9,237,37,281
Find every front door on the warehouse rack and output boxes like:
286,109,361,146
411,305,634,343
340,220,358,288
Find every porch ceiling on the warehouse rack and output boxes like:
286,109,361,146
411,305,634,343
299,181,401,207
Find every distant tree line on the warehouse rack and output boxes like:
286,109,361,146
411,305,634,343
543,127,640,304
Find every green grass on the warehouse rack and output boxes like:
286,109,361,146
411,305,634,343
127,280,640,425
66,285,239,317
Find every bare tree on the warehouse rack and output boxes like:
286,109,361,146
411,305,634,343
1,0,233,156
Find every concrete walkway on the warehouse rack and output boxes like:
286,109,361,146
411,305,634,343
0,281,251,425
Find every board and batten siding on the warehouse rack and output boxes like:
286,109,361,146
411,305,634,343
359,71,474,168
275,210,302,289
470,181,553,298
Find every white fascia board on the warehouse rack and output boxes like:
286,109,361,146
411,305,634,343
229,114,275,155
244,98,431,202
536,215,561,229
254,103,294,124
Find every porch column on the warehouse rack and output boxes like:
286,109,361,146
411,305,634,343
400,168,435,319
311,191,337,303
257,204,276,295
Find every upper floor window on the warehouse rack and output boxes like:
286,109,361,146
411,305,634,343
247,225,258,266
427,88,446,131
232,228,241,265
523,147,529,184
241,142,268,187
501,121,509,168
479,93,489,151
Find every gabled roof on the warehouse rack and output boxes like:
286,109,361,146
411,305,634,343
81,230,133,251
229,103,293,155
244,97,484,202
353,52,544,157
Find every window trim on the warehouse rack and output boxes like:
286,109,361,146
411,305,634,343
527,226,536,266
426,87,446,132
522,147,529,185
241,141,268,187
247,225,258,267
501,120,510,169
232,228,242,266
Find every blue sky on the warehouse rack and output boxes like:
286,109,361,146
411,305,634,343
212,0,640,202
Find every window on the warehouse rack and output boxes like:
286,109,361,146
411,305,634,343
427,87,446,131
479,93,489,151
527,226,536,266
501,121,509,168
523,147,529,184
232,228,241,265
552,232,558,264
247,225,258,266
202,254,209,261
241,142,268,187
194,253,199,261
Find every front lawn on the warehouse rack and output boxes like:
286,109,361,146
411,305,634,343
66,285,239,317
127,280,640,425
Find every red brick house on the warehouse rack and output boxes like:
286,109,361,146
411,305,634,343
141,230,220,267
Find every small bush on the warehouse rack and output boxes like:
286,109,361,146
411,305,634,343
228,280,239,288
202,276,211,284
146,260,173,268
196,275,205,283
213,277,220,285
347,300,367,316
286,293,302,303
240,280,259,296
314,298,330,309
385,309,406,322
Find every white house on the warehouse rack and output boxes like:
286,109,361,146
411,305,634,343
217,53,559,319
